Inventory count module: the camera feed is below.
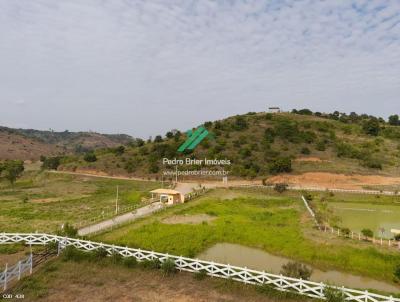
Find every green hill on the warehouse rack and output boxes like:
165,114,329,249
57,110,400,179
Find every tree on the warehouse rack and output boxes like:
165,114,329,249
113,145,125,155
389,114,399,126
362,119,380,136
1,160,24,185
42,156,62,170
361,228,373,239
154,135,163,143
84,152,97,162
268,157,292,174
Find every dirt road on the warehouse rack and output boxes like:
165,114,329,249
78,202,164,236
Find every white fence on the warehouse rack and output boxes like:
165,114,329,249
0,254,32,291
0,233,399,302
234,184,398,196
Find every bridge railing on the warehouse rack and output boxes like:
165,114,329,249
0,233,398,302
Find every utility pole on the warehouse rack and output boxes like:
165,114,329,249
115,185,119,215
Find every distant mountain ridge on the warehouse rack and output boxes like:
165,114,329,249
0,126,134,160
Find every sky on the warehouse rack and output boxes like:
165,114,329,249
0,0,399,138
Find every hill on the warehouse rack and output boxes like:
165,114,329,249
54,110,400,179
0,126,134,160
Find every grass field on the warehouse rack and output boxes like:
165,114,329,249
8,255,309,302
96,188,400,286
0,171,159,232
306,190,400,239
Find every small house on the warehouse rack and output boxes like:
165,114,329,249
150,188,185,205
268,107,281,113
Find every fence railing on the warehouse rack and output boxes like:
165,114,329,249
0,233,399,301
320,225,400,251
234,184,398,196
0,254,32,291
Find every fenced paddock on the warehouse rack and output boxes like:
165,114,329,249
0,254,32,291
0,233,399,301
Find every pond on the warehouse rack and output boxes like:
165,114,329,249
197,243,400,293
329,202,400,239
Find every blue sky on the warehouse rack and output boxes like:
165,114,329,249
0,0,399,137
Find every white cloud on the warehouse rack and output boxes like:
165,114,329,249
0,0,399,136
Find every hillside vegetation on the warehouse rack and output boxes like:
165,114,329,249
53,110,400,179
0,126,134,160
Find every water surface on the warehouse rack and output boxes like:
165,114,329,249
198,243,400,293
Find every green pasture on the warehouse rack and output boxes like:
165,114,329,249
0,171,159,232
97,188,400,284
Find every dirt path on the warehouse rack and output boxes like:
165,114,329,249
50,170,400,194
78,202,164,236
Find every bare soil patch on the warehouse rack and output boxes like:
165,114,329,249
294,157,327,162
162,214,216,225
11,260,304,302
268,172,400,190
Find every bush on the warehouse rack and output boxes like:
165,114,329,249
274,183,288,193
361,228,373,238
41,156,62,170
140,258,161,269
62,246,87,262
280,261,312,280
161,258,176,276
324,286,345,302
110,251,122,264
268,157,292,174
394,264,400,281
394,234,400,241
301,147,310,155
341,228,350,237
57,223,78,238
123,257,138,268
84,152,97,162
194,269,207,280
94,247,109,260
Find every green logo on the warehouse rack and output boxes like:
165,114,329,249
178,126,210,152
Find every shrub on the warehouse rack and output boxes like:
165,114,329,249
394,264,400,281
83,152,97,162
324,286,345,302
62,246,87,262
280,261,312,280
341,228,350,237
274,183,288,193
316,141,326,151
110,251,122,264
361,228,373,238
123,257,138,268
394,234,400,241
268,157,292,174
140,258,161,269
194,269,207,280
362,158,382,169
301,147,310,155
94,247,109,260
161,258,176,276
41,156,62,170
57,223,78,238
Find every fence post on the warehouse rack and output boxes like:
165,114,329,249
18,260,21,280
30,254,33,275
3,263,8,291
